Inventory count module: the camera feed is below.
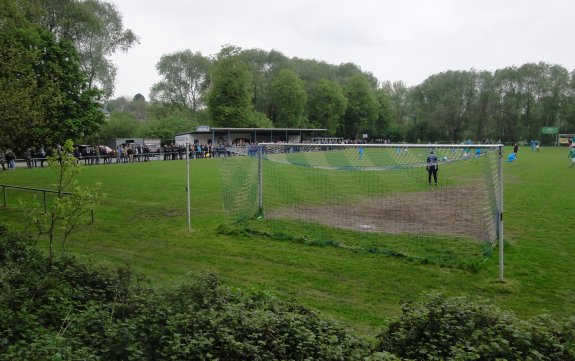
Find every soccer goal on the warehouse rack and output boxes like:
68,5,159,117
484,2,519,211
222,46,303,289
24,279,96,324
219,143,504,278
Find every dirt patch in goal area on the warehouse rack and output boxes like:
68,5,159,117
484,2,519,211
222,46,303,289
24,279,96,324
266,185,493,241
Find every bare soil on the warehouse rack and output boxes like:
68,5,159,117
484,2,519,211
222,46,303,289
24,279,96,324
266,185,494,241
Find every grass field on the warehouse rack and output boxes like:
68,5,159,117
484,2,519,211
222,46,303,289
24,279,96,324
1,146,574,336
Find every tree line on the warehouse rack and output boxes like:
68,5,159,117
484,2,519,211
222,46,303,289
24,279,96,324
108,47,575,145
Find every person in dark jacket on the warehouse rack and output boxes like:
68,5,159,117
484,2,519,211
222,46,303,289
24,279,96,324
426,150,438,185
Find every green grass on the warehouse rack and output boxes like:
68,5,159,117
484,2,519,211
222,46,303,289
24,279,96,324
1,146,574,337
220,218,489,271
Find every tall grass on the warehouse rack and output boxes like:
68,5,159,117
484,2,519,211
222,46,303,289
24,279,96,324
0,146,574,336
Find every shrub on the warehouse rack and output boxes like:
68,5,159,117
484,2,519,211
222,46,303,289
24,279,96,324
2,224,574,360
0,225,372,360
375,293,575,360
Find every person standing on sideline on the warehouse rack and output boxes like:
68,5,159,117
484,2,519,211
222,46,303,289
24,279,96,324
0,149,6,171
569,146,575,167
426,150,438,185
38,147,46,167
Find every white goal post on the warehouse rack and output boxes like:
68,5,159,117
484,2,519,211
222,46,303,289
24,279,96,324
220,143,504,280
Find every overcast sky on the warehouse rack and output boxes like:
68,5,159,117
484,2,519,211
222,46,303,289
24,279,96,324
110,0,575,99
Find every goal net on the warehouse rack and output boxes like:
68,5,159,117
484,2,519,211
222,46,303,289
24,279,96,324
219,143,503,270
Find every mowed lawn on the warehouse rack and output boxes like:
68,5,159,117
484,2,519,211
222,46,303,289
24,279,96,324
0,146,574,336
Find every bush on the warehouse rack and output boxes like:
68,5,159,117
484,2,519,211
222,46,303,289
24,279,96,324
375,293,575,360
2,224,574,360
0,225,371,360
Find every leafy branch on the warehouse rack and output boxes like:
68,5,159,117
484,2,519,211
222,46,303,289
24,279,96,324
31,139,104,270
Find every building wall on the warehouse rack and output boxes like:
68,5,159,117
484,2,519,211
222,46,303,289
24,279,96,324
175,134,193,146
107,138,161,150
175,128,324,146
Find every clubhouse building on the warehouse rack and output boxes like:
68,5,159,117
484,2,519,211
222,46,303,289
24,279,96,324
175,126,328,146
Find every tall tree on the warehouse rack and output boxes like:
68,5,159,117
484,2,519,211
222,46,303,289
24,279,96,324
382,81,411,128
98,112,138,140
560,71,575,132
412,71,476,142
150,50,211,111
540,64,570,128
29,0,139,98
342,75,378,139
516,63,545,140
207,47,253,127
270,69,307,128
37,32,105,144
0,1,104,151
492,67,524,142
468,70,497,141
372,88,394,140
239,48,288,119
0,1,41,151
308,79,347,135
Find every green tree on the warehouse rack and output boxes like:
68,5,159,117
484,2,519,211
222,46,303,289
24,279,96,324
248,111,274,128
207,47,253,127
342,75,378,139
98,112,138,140
412,71,476,142
516,63,546,141
31,140,103,269
468,70,497,141
308,79,347,135
560,71,575,132
125,96,149,122
37,32,105,144
492,66,523,142
515,63,571,141
336,63,376,86
239,48,288,119
137,112,195,140
0,2,104,151
372,88,394,140
382,81,411,127
151,50,211,111
540,64,570,129
29,0,139,98
270,69,307,127
0,1,42,151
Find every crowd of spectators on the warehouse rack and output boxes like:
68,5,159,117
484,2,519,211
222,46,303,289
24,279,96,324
0,142,238,171
1,147,46,171
1,139,403,172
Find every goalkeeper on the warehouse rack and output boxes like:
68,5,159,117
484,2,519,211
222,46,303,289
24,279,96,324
426,150,439,185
